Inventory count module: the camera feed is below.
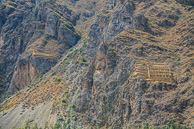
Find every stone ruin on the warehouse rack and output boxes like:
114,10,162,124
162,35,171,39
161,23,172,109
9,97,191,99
133,58,173,83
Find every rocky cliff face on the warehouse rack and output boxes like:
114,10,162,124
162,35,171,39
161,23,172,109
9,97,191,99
0,0,80,97
0,0,193,128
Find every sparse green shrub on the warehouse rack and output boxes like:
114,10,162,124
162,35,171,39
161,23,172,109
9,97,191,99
63,121,67,129
16,90,21,94
183,125,187,129
82,57,86,62
57,78,61,82
53,119,62,129
83,39,87,44
81,52,85,56
80,62,88,66
36,85,39,87
83,42,87,47
65,62,70,64
90,126,94,129
74,61,79,64
25,120,30,129
62,99,66,103
67,125,70,129
63,103,66,106
138,119,187,129
71,104,75,108
39,74,43,81
67,119,71,124
64,90,68,93
167,121,171,129
51,71,56,76
175,125,179,129
44,121,49,129
8,95,11,98
33,123,38,129
71,114,76,118
40,74,43,78
142,121,148,129
77,94,81,98
72,51,77,57
149,125,155,129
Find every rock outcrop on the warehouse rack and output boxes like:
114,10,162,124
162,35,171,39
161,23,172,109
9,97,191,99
0,0,80,97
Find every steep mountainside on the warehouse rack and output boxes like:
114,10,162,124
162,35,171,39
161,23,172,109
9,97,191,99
0,0,82,98
0,0,193,128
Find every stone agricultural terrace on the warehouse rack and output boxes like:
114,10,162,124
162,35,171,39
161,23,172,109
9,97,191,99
134,58,173,83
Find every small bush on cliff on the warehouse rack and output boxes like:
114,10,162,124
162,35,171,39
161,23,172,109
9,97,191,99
57,78,61,82
71,114,76,118
142,121,148,129
39,74,43,81
7,95,11,98
25,120,30,129
183,125,187,129
44,121,49,129
80,62,88,66
83,42,87,47
51,71,56,76
72,51,77,57
53,119,62,129
67,119,70,124
33,123,38,129
81,52,85,56
77,94,81,98
82,57,86,62
71,104,75,108
62,99,66,103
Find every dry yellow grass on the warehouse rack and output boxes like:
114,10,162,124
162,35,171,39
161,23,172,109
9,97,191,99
32,52,57,58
